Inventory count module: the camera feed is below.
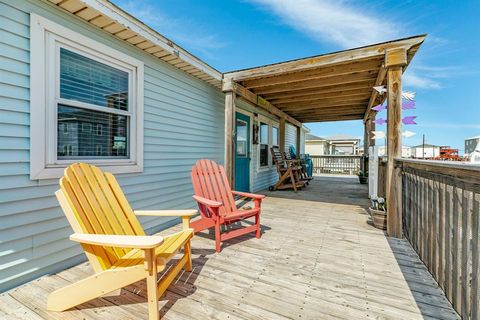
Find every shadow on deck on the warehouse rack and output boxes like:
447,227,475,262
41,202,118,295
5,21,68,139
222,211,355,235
0,176,458,319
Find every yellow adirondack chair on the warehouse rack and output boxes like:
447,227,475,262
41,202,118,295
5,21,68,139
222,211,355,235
47,163,195,320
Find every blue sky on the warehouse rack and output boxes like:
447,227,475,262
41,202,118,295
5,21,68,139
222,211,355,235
113,0,480,154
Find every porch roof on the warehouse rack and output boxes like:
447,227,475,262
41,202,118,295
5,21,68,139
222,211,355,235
224,35,426,123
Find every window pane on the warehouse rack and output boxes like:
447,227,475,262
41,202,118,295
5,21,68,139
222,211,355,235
236,120,247,157
260,144,268,166
57,104,129,159
260,122,269,145
60,48,129,110
272,127,278,146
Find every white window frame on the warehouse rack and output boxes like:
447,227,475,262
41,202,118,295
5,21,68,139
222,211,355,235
30,14,144,179
257,115,279,171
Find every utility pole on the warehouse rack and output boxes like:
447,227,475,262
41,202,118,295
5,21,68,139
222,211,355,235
422,134,426,159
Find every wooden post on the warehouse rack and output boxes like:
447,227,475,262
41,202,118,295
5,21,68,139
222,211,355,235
386,63,404,237
296,126,301,158
363,123,369,157
279,118,286,153
368,118,376,147
224,91,236,186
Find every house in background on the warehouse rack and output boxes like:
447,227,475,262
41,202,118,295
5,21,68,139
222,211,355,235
326,134,361,155
465,136,480,155
305,133,333,155
411,144,441,159
378,145,412,158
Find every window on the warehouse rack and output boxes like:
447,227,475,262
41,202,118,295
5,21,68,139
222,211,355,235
96,145,103,156
96,124,103,136
259,122,269,167
272,126,279,146
236,120,247,157
82,123,92,133
30,14,144,179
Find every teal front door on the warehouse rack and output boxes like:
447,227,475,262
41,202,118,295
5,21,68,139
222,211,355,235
235,112,250,191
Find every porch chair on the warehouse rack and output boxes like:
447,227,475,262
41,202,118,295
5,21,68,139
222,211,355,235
47,163,195,320
286,146,314,182
270,146,307,192
190,159,265,252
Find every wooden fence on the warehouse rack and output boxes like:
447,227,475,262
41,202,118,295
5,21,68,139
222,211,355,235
400,159,480,319
310,155,361,175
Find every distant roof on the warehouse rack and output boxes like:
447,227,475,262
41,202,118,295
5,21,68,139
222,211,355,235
466,136,480,140
327,134,360,141
412,144,439,148
306,133,327,141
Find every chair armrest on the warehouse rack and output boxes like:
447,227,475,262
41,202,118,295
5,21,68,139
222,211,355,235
134,209,197,217
70,233,164,249
232,191,266,199
192,195,222,208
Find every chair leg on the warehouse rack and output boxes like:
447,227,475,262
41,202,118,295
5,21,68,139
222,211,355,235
215,220,221,253
255,214,261,239
145,250,159,320
184,240,193,272
290,170,298,192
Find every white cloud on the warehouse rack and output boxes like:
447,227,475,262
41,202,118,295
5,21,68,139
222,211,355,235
247,0,451,90
403,72,442,90
247,0,400,48
114,1,226,57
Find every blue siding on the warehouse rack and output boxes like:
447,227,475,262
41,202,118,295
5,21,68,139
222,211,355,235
0,0,224,292
285,123,297,154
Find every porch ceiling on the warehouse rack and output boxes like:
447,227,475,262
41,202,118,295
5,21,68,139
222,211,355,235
224,35,426,123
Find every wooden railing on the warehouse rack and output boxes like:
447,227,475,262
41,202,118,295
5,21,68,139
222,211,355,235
310,155,361,175
399,159,480,319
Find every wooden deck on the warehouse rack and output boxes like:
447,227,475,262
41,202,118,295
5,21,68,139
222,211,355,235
0,175,459,320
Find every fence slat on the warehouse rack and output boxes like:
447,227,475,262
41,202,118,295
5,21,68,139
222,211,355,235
461,190,472,319
446,184,453,301
438,180,445,290
471,193,479,320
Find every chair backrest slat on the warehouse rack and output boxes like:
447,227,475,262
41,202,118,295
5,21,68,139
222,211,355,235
191,160,236,215
59,163,145,270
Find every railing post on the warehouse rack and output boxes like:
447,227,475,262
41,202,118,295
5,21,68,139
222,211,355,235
385,48,406,238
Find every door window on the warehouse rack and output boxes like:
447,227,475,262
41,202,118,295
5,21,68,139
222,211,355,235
236,120,247,157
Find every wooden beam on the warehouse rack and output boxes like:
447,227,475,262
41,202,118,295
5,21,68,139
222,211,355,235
385,48,408,68
222,80,302,128
287,106,367,117
223,35,426,81
276,97,370,109
279,118,286,153
242,58,382,89
270,90,370,105
224,91,236,187
279,102,367,112
253,71,378,95
363,64,387,121
300,114,363,123
386,66,404,238
263,82,374,100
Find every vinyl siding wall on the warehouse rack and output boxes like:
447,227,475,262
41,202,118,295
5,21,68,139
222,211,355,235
235,99,279,192
285,123,297,154
0,0,224,292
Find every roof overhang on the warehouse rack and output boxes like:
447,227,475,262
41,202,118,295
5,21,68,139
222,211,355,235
47,0,223,88
224,35,426,123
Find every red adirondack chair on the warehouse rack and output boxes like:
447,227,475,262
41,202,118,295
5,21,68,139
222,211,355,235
190,159,265,252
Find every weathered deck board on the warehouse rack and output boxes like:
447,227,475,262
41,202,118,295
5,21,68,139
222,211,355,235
0,176,459,319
